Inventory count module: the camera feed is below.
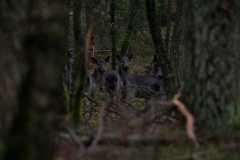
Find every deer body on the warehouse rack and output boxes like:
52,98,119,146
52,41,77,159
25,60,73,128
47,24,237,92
102,69,122,106
90,56,122,107
91,56,110,91
116,54,165,103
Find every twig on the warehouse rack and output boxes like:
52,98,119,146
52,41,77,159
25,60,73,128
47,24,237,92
57,125,85,150
87,102,107,151
106,107,123,117
83,92,101,106
162,115,179,123
65,126,85,149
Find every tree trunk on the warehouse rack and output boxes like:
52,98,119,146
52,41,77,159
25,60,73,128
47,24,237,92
110,0,117,69
120,0,142,56
157,0,167,27
63,0,73,108
70,0,85,125
1,0,65,159
170,0,183,87
184,0,240,129
145,0,175,96
165,0,172,54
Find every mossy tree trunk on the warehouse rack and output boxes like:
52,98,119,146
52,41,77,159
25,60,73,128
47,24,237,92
170,0,183,87
70,0,85,125
120,0,142,56
1,0,65,159
184,0,240,129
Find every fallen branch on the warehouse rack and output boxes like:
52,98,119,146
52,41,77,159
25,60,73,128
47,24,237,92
171,83,199,148
150,83,199,148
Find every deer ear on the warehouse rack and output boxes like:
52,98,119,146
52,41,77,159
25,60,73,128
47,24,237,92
116,55,121,61
91,57,98,64
105,56,110,63
128,54,133,60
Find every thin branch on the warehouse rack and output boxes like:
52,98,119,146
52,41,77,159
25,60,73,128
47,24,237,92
87,102,107,151
83,92,101,106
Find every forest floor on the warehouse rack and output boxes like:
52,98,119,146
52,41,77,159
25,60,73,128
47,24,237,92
55,101,240,160
55,55,240,160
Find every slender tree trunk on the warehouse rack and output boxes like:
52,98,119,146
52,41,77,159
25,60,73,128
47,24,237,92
184,0,240,129
157,0,167,27
120,0,141,56
2,0,65,159
165,0,172,54
110,0,116,69
85,0,94,25
63,0,72,110
170,0,183,86
236,1,240,109
70,0,85,125
145,0,175,96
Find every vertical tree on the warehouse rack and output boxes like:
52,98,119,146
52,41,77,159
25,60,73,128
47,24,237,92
184,0,240,129
170,0,183,86
164,0,172,54
120,0,142,56
1,0,65,160
63,0,73,107
156,0,167,27
145,0,175,96
110,0,117,69
70,0,86,125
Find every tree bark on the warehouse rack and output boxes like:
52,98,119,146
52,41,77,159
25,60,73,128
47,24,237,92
110,0,116,69
1,0,65,159
120,0,142,56
70,0,86,125
165,0,172,54
184,0,240,129
145,0,175,96
170,0,183,87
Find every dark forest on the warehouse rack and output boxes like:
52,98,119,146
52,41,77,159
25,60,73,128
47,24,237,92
1,0,240,159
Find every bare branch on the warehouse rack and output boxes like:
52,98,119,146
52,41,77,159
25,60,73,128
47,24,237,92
172,82,199,148
87,102,107,151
